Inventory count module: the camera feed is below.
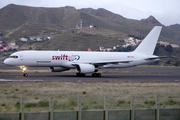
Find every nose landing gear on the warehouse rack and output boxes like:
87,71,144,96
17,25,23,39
21,67,28,77
23,73,28,77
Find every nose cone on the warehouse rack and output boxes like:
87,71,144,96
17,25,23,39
4,59,11,65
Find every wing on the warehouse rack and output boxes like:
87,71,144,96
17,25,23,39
72,60,133,66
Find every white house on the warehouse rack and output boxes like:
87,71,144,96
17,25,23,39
171,44,179,48
20,38,28,42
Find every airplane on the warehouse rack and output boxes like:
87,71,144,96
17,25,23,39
4,26,166,77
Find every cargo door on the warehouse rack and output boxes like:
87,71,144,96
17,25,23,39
37,56,51,66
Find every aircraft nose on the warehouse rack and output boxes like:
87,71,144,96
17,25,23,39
4,59,10,65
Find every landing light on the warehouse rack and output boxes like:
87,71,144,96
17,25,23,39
22,67,26,71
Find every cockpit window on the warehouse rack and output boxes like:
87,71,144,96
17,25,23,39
9,55,18,58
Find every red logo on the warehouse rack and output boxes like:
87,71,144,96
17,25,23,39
52,54,68,60
52,54,80,61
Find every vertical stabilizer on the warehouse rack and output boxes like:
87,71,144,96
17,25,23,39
133,26,162,55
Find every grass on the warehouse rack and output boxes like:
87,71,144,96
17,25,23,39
0,81,180,112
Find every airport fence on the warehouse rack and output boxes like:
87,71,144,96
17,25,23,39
0,95,180,120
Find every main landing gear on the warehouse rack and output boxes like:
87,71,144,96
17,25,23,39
21,67,28,77
92,73,101,77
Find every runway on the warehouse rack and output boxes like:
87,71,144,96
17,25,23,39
0,64,180,82
0,73,180,82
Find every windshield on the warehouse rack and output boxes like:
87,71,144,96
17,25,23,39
9,55,18,58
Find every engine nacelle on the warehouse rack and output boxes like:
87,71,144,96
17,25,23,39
76,64,97,74
49,67,69,72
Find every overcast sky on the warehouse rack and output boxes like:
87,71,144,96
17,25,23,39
0,0,180,26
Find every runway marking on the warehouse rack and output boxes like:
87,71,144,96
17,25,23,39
0,79,15,81
0,79,43,82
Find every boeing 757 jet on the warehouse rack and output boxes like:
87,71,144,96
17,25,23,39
4,26,165,77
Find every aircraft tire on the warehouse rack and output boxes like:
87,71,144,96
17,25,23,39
97,73,101,77
23,73,28,77
92,73,95,77
92,73,101,77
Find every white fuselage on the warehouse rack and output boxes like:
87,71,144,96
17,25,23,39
4,50,157,69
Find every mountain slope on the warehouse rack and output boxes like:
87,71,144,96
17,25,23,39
80,8,180,42
168,24,180,32
0,4,80,30
0,4,180,51
41,28,125,51
80,8,129,22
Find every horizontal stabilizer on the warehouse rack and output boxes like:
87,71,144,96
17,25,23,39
145,56,175,61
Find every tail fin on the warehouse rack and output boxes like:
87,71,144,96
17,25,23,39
133,26,162,55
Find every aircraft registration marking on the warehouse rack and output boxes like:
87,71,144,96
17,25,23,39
127,56,134,58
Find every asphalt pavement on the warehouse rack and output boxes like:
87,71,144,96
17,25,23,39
0,64,180,82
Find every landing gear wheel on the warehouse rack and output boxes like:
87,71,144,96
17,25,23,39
23,73,28,77
92,73,101,77
76,73,85,77
97,73,101,77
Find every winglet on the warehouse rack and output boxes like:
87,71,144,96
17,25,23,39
133,26,162,55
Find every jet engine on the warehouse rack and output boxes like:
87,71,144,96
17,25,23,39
76,64,98,74
49,67,69,72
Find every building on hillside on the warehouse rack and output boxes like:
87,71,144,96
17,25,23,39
122,44,131,48
46,36,51,40
0,43,19,51
76,24,80,30
20,38,28,42
113,46,116,50
30,37,37,41
128,37,136,46
0,44,9,51
8,43,19,49
36,37,42,41
124,39,129,44
124,37,141,47
8,42,15,46
106,48,112,52
99,47,105,52
99,47,112,52
50,35,55,39
159,41,169,46
90,24,94,28
135,39,141,44
171,44,179,48
87,48,92,51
